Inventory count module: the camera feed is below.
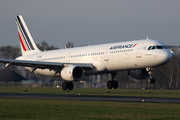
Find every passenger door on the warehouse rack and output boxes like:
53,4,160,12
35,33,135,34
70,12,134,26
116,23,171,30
136,43,144,58
66,52,71,63
104,49,109,61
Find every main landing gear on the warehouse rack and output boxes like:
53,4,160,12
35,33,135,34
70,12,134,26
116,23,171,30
107,72,119,89
62,82,74,91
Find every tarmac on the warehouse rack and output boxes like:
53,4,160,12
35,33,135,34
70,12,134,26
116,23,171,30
0,93,180,103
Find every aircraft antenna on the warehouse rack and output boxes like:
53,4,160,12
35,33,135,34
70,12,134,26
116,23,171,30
146,36,149,40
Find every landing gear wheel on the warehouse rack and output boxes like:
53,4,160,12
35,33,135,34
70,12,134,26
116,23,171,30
107,81,113,89
107,72,119,89
113,81,119,89
62,82,68,90
68,82,74,90
150,78,155,84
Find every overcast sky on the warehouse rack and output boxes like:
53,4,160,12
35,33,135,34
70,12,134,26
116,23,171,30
0,0,180,48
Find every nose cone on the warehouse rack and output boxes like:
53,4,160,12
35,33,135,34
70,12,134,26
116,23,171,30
158,49,172,66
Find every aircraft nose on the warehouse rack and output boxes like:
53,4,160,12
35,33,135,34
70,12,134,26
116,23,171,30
160,49,172,65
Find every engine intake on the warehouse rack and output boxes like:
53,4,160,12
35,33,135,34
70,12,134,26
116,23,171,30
128,68,150,79
61,66,84,81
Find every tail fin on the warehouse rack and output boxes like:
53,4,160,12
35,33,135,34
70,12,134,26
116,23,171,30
15,15,40,55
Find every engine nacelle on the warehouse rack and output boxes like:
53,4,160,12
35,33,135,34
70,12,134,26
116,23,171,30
61,66,84,81
128,68,150,79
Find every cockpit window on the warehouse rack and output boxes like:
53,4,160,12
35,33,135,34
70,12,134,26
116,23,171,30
163,45,167,49
151,46,156,50
147,45,167,50
147,46,152,50
156,46,163,49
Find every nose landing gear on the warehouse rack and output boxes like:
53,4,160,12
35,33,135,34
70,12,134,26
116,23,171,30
149,77,155,84
147,67,156,84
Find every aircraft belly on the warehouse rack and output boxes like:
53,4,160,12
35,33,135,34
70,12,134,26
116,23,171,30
105,52,153,71
105,54,133,71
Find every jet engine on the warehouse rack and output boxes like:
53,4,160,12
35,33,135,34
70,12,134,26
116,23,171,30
61,66,84,81
128,68,150,79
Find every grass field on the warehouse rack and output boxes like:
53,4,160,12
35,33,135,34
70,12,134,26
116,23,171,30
0,98,180,120
0,87,180,98
0,87,180,120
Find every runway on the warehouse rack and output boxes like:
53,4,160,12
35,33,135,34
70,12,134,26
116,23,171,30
0,93,180,103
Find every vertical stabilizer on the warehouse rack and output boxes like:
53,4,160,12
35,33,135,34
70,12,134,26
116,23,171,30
15,15,40,55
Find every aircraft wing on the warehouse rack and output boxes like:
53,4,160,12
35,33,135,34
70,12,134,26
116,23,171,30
0,58,93,73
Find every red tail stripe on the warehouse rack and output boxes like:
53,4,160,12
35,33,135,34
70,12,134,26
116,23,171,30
18,31,27,51
133,43,137,47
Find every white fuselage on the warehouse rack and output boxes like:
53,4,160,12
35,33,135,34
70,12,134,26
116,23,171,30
17,39,172,76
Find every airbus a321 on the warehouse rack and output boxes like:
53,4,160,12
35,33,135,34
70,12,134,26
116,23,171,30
0,15,173,91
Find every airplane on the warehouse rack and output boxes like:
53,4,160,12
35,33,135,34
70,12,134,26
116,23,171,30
0,15,173,91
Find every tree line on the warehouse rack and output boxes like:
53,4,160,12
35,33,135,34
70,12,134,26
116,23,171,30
0,41,74,81
0,41,180,89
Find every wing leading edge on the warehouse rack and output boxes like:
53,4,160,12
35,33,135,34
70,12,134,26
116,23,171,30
0,58,93,73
